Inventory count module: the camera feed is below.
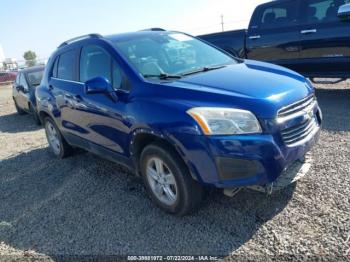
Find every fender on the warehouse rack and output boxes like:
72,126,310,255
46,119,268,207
129,127,201,181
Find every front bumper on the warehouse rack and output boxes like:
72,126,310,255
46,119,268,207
207,125,320,188
247,153,313,193
171,107,321,189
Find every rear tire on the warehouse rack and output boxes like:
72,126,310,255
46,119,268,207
14,99,26,115
140,143,204,216
44,117,73,158
29,104,41,125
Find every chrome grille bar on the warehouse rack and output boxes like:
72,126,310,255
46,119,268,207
277,94,320,146
282,118,319,146
278,95,315,118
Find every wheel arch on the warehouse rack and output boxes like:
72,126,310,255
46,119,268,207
130,129,199,181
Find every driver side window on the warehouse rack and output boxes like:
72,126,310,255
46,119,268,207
80,45,123,90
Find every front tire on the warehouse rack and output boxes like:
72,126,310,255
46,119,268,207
140,143,204,216
44,117,73,158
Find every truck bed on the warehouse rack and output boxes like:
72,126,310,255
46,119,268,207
198,29,246,58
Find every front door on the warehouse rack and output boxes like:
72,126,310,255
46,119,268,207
71,44,131,157
246,0,301,71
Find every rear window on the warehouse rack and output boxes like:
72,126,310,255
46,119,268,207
57,50,76,81
27,70,44,86
251,1,298,29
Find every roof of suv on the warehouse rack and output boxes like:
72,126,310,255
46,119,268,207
57,29,171,49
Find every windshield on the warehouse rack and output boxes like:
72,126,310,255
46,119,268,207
112,32,237,77
27,70,44,86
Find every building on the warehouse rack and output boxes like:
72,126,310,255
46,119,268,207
4,58,18,71
0,44,18,71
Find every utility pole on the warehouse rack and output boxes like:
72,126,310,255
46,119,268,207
221,15,224,32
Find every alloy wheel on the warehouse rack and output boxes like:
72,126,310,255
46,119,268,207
146,157,178,206
45,121,61,155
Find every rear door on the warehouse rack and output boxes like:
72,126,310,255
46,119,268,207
299,0,350,77
246,0,301,71
49,49,81,134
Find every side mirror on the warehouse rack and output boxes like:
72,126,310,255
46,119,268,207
85,77,111,94
338,3,350,19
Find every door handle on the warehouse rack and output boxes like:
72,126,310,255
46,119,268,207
48,85,54,90
249,35,261,40
301,29,317,34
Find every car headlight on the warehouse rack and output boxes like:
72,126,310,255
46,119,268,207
187,107,262,135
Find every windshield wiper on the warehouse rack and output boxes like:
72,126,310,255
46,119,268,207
181,65,227,76
143,73,182,80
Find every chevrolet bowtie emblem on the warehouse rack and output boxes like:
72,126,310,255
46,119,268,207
304,110,313,120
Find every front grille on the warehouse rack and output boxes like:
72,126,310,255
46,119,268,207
281,117,319,146
278,95,321,146
278,95,316,119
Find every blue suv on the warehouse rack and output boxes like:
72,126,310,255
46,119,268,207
36,29,322,215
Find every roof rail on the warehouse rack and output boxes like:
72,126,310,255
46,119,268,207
58,33,103,48
140,28,166,32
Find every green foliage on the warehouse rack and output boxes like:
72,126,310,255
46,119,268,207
23,50,37,67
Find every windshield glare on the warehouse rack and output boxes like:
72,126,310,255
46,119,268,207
113,32,236,77
27,71,44,86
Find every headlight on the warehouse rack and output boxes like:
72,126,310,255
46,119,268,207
187,107,262,135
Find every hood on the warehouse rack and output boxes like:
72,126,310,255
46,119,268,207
158,60,314,118
148,60,314,119
178,60,312,101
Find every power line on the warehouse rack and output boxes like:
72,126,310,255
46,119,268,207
221,15,224,32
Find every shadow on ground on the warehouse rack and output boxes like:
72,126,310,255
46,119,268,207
0,147,295,256
0,113,41,133
315,88,350,132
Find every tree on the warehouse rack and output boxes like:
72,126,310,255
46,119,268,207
23,50,37,67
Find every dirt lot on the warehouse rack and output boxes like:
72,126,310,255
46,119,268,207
0,83,349,261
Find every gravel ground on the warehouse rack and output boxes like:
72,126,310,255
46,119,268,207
0,83,349,261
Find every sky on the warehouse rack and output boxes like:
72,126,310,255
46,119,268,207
0,0,268,61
